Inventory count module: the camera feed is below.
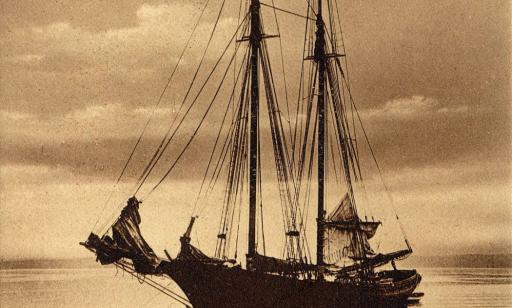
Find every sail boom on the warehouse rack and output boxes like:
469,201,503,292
339,249,412,273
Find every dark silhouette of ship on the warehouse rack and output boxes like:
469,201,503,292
81,1,422,306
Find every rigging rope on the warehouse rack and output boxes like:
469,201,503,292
114,261,191,307
270,0,294,146
100,10,249,236
216,72,250,258
350,87,412,247
260,2,316,21
142,30,246,200
191,44,250,216
91,0,211,234
324,3,400,239
198,45,252,218
133,0,230,195
261,34,312,261
214,42,251,258
293,16,316,262
139,280,175,307
291,7,311,164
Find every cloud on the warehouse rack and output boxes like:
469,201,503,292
437,105,469,114
0,89,234,149
0,1,509,260
0,2,241,116
358,160,511,200
4,54,44,64
1,159,510,259
3,2,238,70
1,103,168,142
0,164,81,188
362,95,470,120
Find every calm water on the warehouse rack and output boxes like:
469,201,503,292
1,267,511,307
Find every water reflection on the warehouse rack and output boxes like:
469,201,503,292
1,267,511,307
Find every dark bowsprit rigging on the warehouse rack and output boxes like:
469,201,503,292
81,0,422,307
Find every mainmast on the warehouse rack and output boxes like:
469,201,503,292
248,0,261,259
315,0,327,266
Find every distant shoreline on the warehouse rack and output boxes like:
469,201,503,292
401,254,512,269
0,258,100,270
1,254,511,270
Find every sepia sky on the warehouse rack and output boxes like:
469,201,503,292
0,0,510,260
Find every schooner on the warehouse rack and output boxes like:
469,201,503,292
82,1,422,307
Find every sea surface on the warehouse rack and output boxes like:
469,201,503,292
0,267,511,307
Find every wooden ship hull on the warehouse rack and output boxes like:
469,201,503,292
159,260,421,308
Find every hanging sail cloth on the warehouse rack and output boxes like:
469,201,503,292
327,192,357,222
85,197,160,274
323,193,381,264
177,243,224,264
174,217,224,264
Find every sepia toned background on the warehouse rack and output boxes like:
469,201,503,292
0,0,510,266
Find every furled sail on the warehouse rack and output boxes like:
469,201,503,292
323,193,381,264
251,253,317,274
84,197,160,274
177,243,224,264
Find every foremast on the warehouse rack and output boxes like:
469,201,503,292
315,0,327,267
248,0,261,262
